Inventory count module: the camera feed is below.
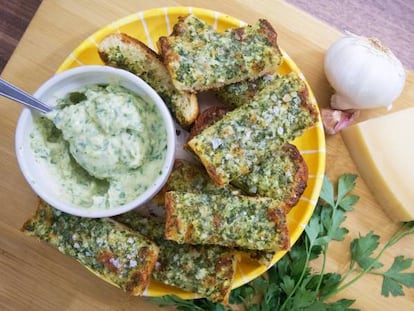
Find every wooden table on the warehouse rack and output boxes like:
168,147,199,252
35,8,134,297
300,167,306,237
1,1,413,310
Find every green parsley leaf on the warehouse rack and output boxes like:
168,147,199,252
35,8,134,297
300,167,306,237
280,275,296,295
305,216,322,245
319,175,335,207
229,282,255,305
149,295,204,311
149,295,230,311
317,273,342,299
350,231,383,270
325,298,358,311
323,207,349,241
338,194,359,212
337,174,357,204
292,286,317,308
381,256,414,297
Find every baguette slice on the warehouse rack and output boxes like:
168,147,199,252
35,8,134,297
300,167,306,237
115,212,237,304
165,191,290,251
188,106,308,212
158,15,283,92
188,73,317,187
151,159,276,265
22,201,159,296
98,33,198,128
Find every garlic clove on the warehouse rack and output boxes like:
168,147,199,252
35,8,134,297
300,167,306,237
321,108,360,135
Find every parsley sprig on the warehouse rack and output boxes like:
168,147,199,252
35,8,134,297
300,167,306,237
150,174,414,310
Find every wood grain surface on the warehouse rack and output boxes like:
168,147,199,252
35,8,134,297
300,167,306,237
0,1,413,310
0,0,42,73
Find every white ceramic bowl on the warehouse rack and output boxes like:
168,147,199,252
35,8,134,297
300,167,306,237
15,65,176,218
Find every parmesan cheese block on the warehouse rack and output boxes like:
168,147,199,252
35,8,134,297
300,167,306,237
341,107,414,221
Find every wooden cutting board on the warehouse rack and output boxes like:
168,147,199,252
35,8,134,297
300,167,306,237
1,1,413,310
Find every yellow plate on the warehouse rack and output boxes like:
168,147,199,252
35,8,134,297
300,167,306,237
56,6,325,299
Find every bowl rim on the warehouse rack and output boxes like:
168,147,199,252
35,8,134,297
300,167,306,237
15,65,176,218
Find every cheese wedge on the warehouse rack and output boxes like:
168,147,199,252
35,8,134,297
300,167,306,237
341,107,414,221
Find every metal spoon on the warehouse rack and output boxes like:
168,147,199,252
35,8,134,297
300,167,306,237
0,78,52,113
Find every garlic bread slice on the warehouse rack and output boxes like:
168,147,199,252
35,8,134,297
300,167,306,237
115,212,237,304
188,73,317,187
22,201,159,296
165,191,290,252
98,33,198,128
158,15,283,92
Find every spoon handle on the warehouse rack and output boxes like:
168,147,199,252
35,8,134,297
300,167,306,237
0,78,52,113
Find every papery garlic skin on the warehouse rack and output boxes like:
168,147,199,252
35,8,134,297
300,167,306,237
324,34,406,110
321,108,360,135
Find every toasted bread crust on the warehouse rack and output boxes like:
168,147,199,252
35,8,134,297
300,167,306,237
282,143,308,210
98,33,198,128
157,36,172,62
256,19,279,48
267,204,291,250
158,15,283,92
299,81,319,124
98,32,162,64
164,192,180,240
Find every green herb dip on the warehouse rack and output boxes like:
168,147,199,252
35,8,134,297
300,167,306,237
30,84,168,209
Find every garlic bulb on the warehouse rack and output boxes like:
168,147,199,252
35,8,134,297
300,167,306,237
324,33,406,110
